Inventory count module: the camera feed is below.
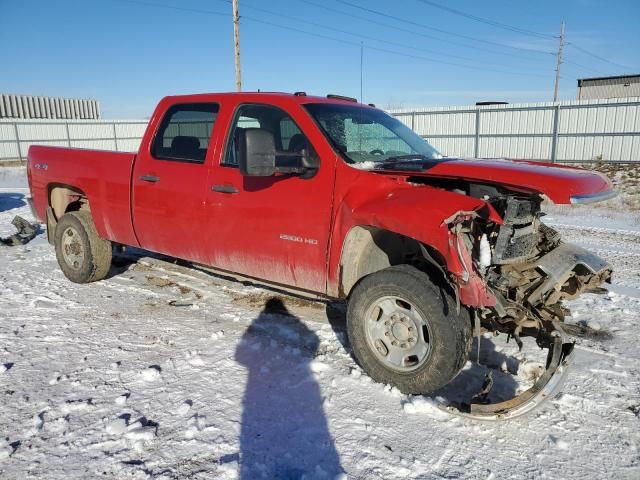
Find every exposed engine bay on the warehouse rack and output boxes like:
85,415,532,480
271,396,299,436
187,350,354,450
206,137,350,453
469,189,611,348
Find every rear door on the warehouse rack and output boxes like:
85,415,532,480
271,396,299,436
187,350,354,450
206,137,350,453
132,102,219,263
205,102,335,293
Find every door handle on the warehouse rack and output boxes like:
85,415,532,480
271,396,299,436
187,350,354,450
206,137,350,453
211,184,239,194
140,175,160,183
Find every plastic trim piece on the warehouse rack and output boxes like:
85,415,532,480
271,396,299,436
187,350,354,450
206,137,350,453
570,189,618,204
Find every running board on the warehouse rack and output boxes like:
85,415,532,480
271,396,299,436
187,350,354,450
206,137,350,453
441,335,575,420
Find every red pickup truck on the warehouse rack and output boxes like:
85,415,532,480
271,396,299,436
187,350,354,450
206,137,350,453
27,92,614,418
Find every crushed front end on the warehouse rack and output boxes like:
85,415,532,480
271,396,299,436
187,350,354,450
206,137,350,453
442,190,612,419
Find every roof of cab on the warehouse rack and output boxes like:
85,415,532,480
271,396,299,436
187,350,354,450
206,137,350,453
160,91,370,106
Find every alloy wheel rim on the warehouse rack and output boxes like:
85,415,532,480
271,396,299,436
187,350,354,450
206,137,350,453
364,295,431,372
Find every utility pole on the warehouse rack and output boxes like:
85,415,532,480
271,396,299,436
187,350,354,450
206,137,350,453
360,42,364,103
232,0,242,91
553,21,565,102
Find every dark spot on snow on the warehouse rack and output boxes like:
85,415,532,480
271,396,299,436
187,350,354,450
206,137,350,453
168,300,193,307
384,445,393,452
149,365,161,373
3,363,14,371
118,413,132,423
628,405,640,417
121,459,145,466
145,419,159,429
66,398,93,406
5,390,15,395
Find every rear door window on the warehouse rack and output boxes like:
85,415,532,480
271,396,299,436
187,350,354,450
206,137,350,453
151,103,219,163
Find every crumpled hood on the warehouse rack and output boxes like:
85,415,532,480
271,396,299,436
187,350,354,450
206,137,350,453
383,157,616,204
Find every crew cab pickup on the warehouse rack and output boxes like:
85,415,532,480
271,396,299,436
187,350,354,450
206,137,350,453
27,92,615,418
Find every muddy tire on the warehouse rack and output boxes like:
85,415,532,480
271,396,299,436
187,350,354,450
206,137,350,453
54,211,112,283
347,264,472,395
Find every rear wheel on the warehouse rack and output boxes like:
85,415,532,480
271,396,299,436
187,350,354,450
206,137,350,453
54,211,112,283
347,265,472,394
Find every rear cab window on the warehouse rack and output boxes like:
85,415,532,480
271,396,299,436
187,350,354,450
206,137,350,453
151,103,219,163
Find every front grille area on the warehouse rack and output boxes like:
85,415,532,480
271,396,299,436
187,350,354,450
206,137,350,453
492,197,541,264
493,224,539,264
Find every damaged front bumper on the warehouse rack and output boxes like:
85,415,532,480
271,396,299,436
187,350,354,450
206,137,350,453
528,242,611,305
442,333,575,420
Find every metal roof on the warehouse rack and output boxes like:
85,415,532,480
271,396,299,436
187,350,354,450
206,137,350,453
577,74,640,86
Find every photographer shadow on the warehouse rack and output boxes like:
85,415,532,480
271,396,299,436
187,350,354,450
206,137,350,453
235,298,343,479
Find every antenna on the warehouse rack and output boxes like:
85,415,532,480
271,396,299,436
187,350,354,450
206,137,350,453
360,41,364,103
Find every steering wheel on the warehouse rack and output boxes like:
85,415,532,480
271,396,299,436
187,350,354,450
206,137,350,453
370,149,385,155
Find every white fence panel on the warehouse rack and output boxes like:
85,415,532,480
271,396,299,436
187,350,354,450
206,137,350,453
0,119,150,162
390,97,640,162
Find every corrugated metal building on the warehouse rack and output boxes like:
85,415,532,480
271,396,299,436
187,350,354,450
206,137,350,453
0,94,100,120
577,75,640,100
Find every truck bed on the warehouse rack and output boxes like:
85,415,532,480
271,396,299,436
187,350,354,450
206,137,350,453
28,146,139,246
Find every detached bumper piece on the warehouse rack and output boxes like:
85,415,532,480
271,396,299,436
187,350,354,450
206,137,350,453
528,242,612,306
0,216,38,247
441,334,575,420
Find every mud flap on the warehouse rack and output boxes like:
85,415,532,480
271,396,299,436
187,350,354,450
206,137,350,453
440,335,575,420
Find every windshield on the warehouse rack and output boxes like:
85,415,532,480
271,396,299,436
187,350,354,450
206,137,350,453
304,103,442,165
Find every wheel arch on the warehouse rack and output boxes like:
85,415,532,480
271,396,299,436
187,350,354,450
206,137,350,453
338,225,449,298
48,183,90,219
46,183,91,244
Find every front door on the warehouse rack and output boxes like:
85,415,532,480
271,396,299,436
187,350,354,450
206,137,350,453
132,102,220,264
205,103,335,293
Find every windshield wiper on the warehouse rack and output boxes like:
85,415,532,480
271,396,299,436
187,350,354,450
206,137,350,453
374,154,435,170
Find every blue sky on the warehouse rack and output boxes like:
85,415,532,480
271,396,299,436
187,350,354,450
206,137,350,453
1,0,638,118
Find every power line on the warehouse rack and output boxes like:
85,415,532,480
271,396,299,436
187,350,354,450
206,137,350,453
336,0,556,55
413,0,556,39
566,43,633,71
111,0,226,16
412,0,635,72
300,0,554,63
562,60,607,77
110,0,550,79
224,0,543,69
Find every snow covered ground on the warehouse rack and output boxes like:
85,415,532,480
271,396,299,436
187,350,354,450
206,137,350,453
1,166,639,479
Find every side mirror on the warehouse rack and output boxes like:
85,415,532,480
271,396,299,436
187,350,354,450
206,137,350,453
239,128,276,176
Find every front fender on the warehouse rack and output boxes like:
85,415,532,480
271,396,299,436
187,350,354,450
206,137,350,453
327,180,501,306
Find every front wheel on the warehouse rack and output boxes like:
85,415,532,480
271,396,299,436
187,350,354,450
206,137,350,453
347,265,472,394
54,211,112,283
